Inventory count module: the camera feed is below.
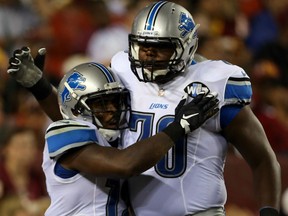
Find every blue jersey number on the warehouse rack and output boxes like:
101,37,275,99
105,179,128,216
130,112,187,177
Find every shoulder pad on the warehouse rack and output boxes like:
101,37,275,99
45,120,98,159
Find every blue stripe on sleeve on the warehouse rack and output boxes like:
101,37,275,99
224,78,252,105
225,84,252,102
47,128,98,155
221,77,252,128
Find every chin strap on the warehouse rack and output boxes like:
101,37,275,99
144,68,168,81
98,128,120,142
91,113,120,142
142,61,186,84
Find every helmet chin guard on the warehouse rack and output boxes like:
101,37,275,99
98,128,120,142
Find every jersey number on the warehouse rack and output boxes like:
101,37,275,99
130,112,187,177
105,179,128,216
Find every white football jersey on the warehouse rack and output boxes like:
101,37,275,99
111,51,252,215
42,119,128,216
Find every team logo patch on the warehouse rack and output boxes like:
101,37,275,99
178,12,194,38
61,72,86,103
184,82,210,98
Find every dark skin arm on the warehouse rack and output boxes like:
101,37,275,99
223,105,281,210
57,92,219,178
38,87,62,121
59,132,175,179
27,86,174,177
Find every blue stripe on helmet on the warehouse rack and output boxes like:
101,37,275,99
145,1,167,31
92,62,115,82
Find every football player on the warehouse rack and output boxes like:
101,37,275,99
110,2,280,215
7,1,281,216
8,55,219,215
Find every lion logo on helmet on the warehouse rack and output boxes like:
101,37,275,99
61,72,86,103
178,12,194,38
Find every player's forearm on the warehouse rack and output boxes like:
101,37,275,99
37,86,62,121
253,156,281,211
124,132,175,175
120,122,185,177
68,133,176,178
28,78,62,121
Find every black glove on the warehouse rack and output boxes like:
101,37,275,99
7,46,52,100
34,47,46,71
162,91,219,142
174,92,219,134
259,207,279,216
7,46,46,87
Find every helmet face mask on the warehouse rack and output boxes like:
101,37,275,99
128,1,199,84
129,36,186,83
84,90,130,130
58,63,131,136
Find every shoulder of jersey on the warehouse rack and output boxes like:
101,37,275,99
46,119,92,131
45,120,97,159
111,50,130,72
190,60,248,80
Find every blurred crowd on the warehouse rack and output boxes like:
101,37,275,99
0,0,287,215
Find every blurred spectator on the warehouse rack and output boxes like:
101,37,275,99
190,0,241,37
15,93,50,147
250,42,288,155
225,204,254,216
1,81,50,147
244,0,288,53
238,0,262,19
197,35,251,68
0,0,42,54
30,0,72,21
86,24,128,66
86,0,153,66
0,46,8,79
0,196,30,216
40,0,100,85
0,47,8,129
0,126,49,215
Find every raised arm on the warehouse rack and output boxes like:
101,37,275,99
36,87,61,121
7,47,62,121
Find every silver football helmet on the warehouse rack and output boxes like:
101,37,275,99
129,1,200,83
57,62,130,141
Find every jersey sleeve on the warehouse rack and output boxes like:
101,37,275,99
224,70,252,106
220,70,252,128
45,120,98,159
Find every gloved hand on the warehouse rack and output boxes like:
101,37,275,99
7,46,46,88
174,92,219,134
